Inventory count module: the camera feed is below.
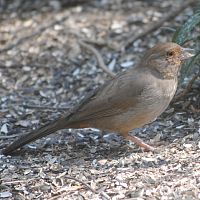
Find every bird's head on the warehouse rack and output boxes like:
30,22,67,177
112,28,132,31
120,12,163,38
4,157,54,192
143,42,194,79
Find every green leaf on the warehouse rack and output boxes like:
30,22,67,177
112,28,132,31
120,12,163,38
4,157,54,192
172,12,200,45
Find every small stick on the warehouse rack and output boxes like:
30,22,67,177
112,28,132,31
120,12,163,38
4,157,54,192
1,178,36,185
0,134,21,139
79,40,115,78
20,104,70,110
64,175,97,194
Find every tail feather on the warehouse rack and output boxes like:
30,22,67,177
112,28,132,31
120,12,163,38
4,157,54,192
2,118,67,155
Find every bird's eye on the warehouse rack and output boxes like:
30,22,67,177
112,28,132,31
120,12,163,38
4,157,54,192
167,51,175,57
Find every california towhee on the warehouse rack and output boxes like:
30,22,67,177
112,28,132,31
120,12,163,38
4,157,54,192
2,42,194,155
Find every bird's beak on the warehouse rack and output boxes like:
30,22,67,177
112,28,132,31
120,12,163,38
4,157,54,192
180,48,195,60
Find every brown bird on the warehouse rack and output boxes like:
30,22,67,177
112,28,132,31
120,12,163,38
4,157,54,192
2,42,194,155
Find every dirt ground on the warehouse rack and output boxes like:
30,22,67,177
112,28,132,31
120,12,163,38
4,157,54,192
0,0,200,199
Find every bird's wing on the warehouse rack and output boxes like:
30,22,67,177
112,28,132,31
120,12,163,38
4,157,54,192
67,68,147,123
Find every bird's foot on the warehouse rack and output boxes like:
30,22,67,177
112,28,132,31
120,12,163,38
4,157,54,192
126,135,156,152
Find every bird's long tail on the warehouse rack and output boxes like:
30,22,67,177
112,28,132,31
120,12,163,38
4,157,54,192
2,117,68,155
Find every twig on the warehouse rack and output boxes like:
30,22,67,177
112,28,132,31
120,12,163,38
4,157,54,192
60,0,91,7
54,175,111,199
49,191,79,200
2,178,36,185
49,193,65,200
99,191,111,200
0,134,21,139
64,175,97,194
0,14,70,53
122,0,196,50
79,40,115,78
160,26,176,32
20,104,70,110
57,172,97,193
173,71,200,102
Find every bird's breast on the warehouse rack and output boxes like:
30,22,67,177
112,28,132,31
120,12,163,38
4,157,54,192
133,78,178,124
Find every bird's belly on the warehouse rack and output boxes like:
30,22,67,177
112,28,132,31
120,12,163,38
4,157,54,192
89,80,177,133
111,104,166,132
90,96,171,133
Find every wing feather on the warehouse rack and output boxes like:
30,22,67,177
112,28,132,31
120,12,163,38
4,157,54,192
67,68,146,123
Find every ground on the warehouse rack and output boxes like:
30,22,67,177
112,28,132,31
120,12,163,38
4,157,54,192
0,0,200,199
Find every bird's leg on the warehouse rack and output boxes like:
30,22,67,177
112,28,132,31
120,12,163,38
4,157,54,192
126,134,155,151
